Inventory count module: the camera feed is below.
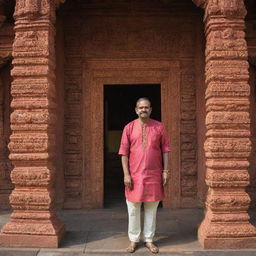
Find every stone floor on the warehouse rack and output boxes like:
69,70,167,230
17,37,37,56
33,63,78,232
1,205,256,256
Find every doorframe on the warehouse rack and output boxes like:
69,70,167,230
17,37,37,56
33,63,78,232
82,59,181,208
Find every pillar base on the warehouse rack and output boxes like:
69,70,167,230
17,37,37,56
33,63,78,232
199,236,256,249
198,219,256,249
0,225,65,248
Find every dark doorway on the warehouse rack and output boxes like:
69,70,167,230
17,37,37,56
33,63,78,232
104,84,161,208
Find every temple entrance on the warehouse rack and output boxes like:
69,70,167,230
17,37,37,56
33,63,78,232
82,60,180,209
104,84,161,208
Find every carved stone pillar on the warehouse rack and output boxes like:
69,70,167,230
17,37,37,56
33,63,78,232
0,0,65,248
193,0,256,249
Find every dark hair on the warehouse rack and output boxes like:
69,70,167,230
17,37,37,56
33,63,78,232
136,97,151,107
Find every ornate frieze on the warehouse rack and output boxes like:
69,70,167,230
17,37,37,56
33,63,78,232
11,110,55,125
11,167,52,186
9,134,55,153
10,190,52,206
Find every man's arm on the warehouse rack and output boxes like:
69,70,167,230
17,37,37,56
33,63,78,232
162,152,170,186
121,155,133,190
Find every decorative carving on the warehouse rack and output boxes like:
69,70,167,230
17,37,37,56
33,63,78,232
10,191,52,206
11,167,52,186
206,191,250,211
11,110,54,125
205,0,247,18
206,29,247,53
206,112,250,126
14,0,44,19
180,66,197,203
206,169,249,188
196,0,256,249
13,30,49,55
8,134,53,153
0,0,65,248
14,0,49,19
14,0,65,20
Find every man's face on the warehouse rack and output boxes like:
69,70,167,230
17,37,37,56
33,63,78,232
135,100,152,119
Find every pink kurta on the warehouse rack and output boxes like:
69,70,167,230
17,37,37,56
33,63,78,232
118,119,171,202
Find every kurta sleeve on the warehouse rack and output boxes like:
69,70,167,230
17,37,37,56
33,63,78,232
161,126,171,153
118,125,130,156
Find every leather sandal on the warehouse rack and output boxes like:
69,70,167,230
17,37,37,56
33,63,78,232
145,242,159,254
126,242,137,253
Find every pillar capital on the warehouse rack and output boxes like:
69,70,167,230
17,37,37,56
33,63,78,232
13,0,64,21
205,0,247,19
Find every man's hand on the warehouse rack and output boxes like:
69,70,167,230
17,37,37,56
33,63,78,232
162,171,169,186
124,175,133,190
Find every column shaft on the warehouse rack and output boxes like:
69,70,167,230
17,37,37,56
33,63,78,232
198,0,256,249
0,0,65,248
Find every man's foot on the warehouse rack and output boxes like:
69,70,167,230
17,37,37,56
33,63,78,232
145,242,159,254
126,241,138,253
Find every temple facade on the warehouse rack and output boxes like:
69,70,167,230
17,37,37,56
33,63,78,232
0,0,256,249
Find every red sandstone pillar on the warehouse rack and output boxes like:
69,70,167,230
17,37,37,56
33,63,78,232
193,0,256,249
0,0,65,248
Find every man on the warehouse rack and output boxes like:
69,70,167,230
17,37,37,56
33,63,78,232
119,97,170,253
